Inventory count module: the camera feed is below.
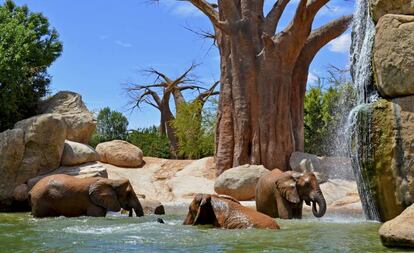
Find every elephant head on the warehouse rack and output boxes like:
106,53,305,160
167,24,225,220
89,179,144,217
183,194,240,226
275,171,326,218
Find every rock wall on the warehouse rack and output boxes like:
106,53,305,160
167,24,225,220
351,0,414,221
0,91,96,211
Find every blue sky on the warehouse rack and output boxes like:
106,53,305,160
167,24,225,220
9,0,355,129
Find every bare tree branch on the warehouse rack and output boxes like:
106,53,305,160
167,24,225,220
264,0,290,35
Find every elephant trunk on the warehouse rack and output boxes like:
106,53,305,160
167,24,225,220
311,190,326,218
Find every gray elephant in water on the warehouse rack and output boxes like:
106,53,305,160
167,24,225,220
30,174,144,218
256,169,326,219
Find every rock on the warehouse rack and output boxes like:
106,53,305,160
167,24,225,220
379,204,414,248
351,98,414,221
370,0,414,22
96,140,144,168
27,162,108,189
38,91,96,143
214,164,269,201
374,14,414,98
14,114,67,183
140,199,165,215
320,180,360,206
13,184,29,201
0,129,25,204
61,140,99,166
0,114,67,209
106,157,216,202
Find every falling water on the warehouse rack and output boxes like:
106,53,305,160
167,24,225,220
350,0,378,104
348,0,381,221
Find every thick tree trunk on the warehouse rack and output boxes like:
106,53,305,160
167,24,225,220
184,0,351,175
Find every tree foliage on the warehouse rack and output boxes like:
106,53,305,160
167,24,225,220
0,0,62,131
304,75,356,156
127,126,170,159
90,107,129,146
171,100,216,159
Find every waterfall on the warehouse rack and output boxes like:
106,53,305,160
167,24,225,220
348,0,381,221
350,0,378,104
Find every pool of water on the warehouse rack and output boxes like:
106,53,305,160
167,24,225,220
0,213,404,253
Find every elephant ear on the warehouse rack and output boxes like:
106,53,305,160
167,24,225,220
275,176,301,204
193,195,219,226
89,179,121,212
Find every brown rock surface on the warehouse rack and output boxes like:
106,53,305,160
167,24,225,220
39,91,96,143
96,140,144,168
61,140,99,166
370,0,414,22
106,157,216,202
214,164,269,201
379,204,414,248
374,14,414,98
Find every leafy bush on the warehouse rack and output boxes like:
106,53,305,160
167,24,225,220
171,100,215,159
127,126,170,158
0,0,62,131
89,107,128,147
304,81,356,156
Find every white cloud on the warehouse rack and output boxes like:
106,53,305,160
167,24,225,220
308,72,318,84
329,33,351,53
115,40,133,48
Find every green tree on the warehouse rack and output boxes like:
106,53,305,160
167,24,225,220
304,77,356,156
171,100,216,159
90,107,129,146
127,126,170,158
0,0,62,131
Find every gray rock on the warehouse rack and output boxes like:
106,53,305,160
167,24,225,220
370,0,414,22
61,140,99,166
374,14,414,98
379,204,414,248
214,164,269,201
39,91,96,143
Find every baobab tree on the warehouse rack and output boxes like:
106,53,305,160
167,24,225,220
154,0,352,174
126,64,219,157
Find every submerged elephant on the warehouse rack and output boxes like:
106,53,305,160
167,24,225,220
256,169,326,219
30,174,144,218
183,194,279,229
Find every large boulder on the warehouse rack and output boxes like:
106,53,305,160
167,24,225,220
214,164,269,201
351,97,414,221
370,0,414,22
61,140,99,166
0,129,25,206
379,204,414,248
38,91,96,143
96,140,144,168
374,14,414,98
0,114,67,209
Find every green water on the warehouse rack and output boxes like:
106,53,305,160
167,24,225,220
0,213,405,253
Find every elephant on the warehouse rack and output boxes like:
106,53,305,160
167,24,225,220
29,174,144,218
256,169,326,219
183,194,280,229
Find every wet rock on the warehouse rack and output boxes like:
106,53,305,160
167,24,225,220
370,0,414,22
351,98,414,221
374,14,414,97
379,204,414,248
214,164,269,201
96,140,144,168
39,91,96,143
140,199,165,215
61,140,99,166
